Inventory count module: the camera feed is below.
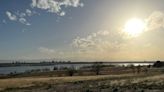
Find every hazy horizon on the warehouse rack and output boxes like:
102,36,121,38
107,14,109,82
0,59,157,63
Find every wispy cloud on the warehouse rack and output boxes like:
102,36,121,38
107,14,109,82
38,47,65,60
72,30,108,49
72,30,123,53
38,47,55,54
146,11,164,31
71,28,154,61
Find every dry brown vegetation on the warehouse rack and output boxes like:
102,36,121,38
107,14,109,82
0,72,164,92
0,65,164,92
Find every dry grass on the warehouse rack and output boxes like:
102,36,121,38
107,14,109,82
0,74,133,90
0,67,164,92
0,73,164,92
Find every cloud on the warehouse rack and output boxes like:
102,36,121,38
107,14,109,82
72,30,123,53
38,47,66,60
72,30,110,49
5,0,84,25
38,47,55,54
72,36,96,51
19,12,26,18
71,28,156,61
60,11,65,16
6,11,17,21
146,11,164,31
26,9,32,16
6,10,33,25
19,18,31,25
31,0,83,16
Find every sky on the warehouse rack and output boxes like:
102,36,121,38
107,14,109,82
1,0,164,61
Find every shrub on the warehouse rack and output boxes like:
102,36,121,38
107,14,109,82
92,62,103,75
53,66,58,70
153,60,164,68
67,66,76,76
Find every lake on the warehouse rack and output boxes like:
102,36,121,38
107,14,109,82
0,62,153,74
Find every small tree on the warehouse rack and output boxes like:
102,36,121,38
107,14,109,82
144,67,148,74
92,62,103,75
53,66,58,70
67,66,76,76
129,64,135,73
137,65,141,74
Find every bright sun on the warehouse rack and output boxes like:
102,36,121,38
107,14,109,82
124,18,146,37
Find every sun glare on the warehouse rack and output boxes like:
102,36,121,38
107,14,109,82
124,18,146,37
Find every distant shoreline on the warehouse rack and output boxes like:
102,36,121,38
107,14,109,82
0,61,155,67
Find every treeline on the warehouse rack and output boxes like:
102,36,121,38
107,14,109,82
0,61,100,67
0,60,162,67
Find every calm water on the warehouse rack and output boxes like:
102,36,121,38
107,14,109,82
0,63,153,74
0,64,92,74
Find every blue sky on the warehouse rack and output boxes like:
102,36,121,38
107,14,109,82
1,0,164,61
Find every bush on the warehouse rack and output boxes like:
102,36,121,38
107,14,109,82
153,60,164,68
92,62,103,75
67,66,76,76
59,66,69,70
53,66,58,70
